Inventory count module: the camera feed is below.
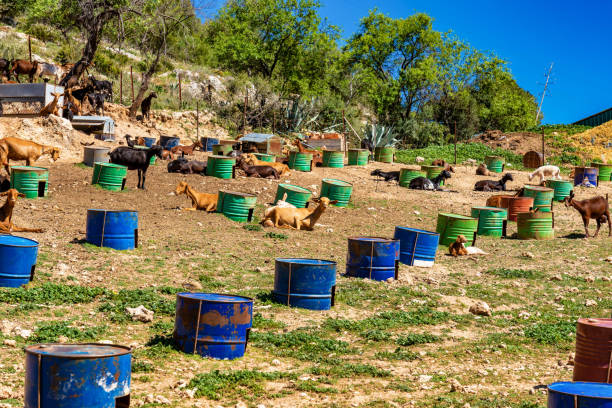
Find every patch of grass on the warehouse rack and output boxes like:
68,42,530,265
395,333,440,346
523,320,576,345
264,231,288,240
374,348,419,361
360,329,392,342
295,381,338,394
31,321,107,343
0,283,107,305
132,361,155,373
198,274,224,290
242,224,262,232
309,363,391,378
487,268,541,279
188,370,295,400
324,308,451,333
98,288,175,322
252,313,287,329
250,329,356,361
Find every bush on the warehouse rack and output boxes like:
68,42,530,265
24,23,61,43
395,142,524,168
395,118,447,148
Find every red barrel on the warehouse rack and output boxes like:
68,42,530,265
502,197,534,222
574,318,612,383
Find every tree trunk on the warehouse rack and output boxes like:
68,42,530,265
129,50,162,117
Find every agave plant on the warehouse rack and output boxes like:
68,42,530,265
283,97,319,132
361,123,398,151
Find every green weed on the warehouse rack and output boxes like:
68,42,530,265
523,320,576,345
395,333,440,346
31,321,106,343
188,370,295,400
243,224,263,232
309,363,391,378
250,329,355,361
487,268,541,279
375,348,419,361
98,288,175,322
0,283,107,305
252,313,287,329
264,232,288,240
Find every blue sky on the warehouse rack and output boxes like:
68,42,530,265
208,1,612,124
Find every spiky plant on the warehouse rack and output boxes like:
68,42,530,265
361,123,398,151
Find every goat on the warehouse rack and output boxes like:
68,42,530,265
63,89,81,115
449,235,468,257
261,197,337,230
474,173,514,192
38,92,63,116
0,189,44,233
125,135,136,148
86,92,106,115
174,181,217,211
61,100,74,121
476,163,492,176
0,137,60,174
10,60,38,83
264,193,296,217
431,160,455,173
293,140,323,166
237,158,279,179
160,150,174,160
171,140,203,156
124,135,145,148
70,85,95,103
60,60,94,88
0,174,10,192
109,145,163,189
87,75,113,98
409,170,452,191
0,58,11,80
563,191,611,238
141,92,157,120
167,158,206,174
241,153,290,176
36,62,66,83
371,169,399,182
529,165,561,184
486,194,514,208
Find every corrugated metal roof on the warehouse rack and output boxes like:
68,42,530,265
239,133,276,142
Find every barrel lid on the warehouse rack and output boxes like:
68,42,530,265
133,146,150,150
10,166,48,172
578,318,612,328
548,381,612,398
276,258,336,266
348,236,398,243
177,292,253,303
94,162,127,169
420,165,443,170
25,343,131,358
84,146,109,151
394,226,439,236
438,213,477,220
88,209,137,214
472,206,506,212
209,155,235,160
218,190,257,198
525,185,553,192
322,149,342,153
322,178,352,187
279,184,311,193
0,234,39,247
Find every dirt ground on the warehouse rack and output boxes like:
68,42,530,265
0,146,610,408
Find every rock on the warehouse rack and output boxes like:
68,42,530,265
270,359,281,366
604,256,612,264
0,320,15,336
449,378,464,392
585,276,595,283
184,388,196,398
385,277,394,283
57,263,70,275
126,305,154,323
255,267,265,273
567,353,575,366
549,274,562,281
415,156,425,163
602,276,611,282
145,394,170,405
418,375,432,383
469,301,492,317
518,311,531,319
522,251,535,259
235,402,247,408
16,328,32,339
58,335,69,343
182,281,203,291
3,339,16,347
256,405,266,408
585,299,597,307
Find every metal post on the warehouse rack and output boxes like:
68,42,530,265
28,36,32,62
130,66,134,103
542,131,545,163
343,109,347,155
454,121,457,165
196,100,199,140
119,71,123,105
243,89,247,132
178,74,182,109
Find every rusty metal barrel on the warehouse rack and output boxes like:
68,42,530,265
517,211,554,240
273,258,336,310
573,318,612,383
503,196,534,222
173,292,253,360
523,185,554,212
547,381,612,407
346,237,399,281
24,343,132,408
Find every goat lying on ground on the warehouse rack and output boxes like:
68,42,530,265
409,170,452,191
237,158,279,179
476,163,492,176
371,169,399,182
174,181,217,212
474,173,513,192
564,191,611,238
167,157,206,174
529,165,561,183
449,235,468,257
171,140,203,156
0,137,60,174
109,145,163,189
261,197,337,230
431,159,455,173
242,153,290,176
264,193,296,217
0,189,44,233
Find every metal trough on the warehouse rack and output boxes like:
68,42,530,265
71,115,115,140
0,83,64,117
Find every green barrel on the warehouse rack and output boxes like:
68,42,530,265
517,211,554,240
288,151,313,172
206,155,236,179
274,184,312,208
399,168,426,187
374,147,394,163
212,144,233,156
134,146,155,165
217,190,257,222
91,163,127,191
436,213,478,247
592,162,612,182
10,166,49,198
322,150,344,168
545,180,574,202
321,178,353,207
470,206,507,238
254,153,275,162
420,165,445,186
523,185,554,212
347,149,369,166
485,156,505,173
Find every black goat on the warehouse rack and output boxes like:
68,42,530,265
141,92,157,120
474,173,514,192
109,145,163,189
238,158,279,179
70,85,95,102
0,58,10,80
371,169,399,182
167,157,206,175
87,92,106,115
88,75,113,98
0,174,10,192
409,170,452,191
61,101,74,121
125,135,135,148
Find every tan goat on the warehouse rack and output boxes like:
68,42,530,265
174,181,218,212
242,153,291,176
261,197,337,231
38,92,63,116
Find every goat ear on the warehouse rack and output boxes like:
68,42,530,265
0,192,7,197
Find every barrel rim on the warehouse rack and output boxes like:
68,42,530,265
322,178,353,187
348,236,399,244
254,153,275,157
438,213,477,221
394,226,439,236
517,210,554,218
83,146,110,151
208,155,236,160
218,190,257,198
524,185,554,192
348,148,369,152
577,317,612,328
93,162,128,169
471,206,508,212
0,233,39,247
24,343,132,358
289,151,313,158
177,292,253,303
278,184,311,194
87,209,138,214
485,155,504,160
9,165,48,172
545,179,573,185
420,165,444,170
547,381,612,398
275,258,337,266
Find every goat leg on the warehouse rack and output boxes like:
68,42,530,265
582,216,591,238
10,225,44,233
594,218,601,237
141,171,146,189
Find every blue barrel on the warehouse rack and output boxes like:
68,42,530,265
86,209,138,250
393,227,439,267
346,237,399,281
0,235,38,287
201,137,219,152
273,258,336,310
574,167,599,187
24,343,132,408
173,293,253,360
143,137,156,147
160,136,180,149
547,382,612,407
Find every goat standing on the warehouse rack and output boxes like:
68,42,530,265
109,145,163,189
564,191,611,238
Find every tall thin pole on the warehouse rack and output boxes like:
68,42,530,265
178,74,182,109
243,88,247,132
454,121,457,165
343,109,347,154
542,130,545,164
196,100,200,140
28,36,31,62
119,71,123,105
273,110,276,134
535,63,554,125
130,66,134,104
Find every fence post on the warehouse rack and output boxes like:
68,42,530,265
119,71,123,105
130,66,134,104
178,74,182,109
196,100,199,140
28,36,31,62
454,121,457,165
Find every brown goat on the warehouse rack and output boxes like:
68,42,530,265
39,92,63,116
171,140,203,156
10,60,38,83
293,140,323,167
0,189,44,233
449,235,468,257
431,159,455,172
63,89,81,115
564,191,611,238
174,181,217,212
262,197,337,230
0,137,60,174
476,163,492,176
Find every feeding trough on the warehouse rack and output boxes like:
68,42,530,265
200,137,219,152
346,237,399,281
160,135,180,150
10,166,48,198
574,167,598,187
573,318,612,383
522,185,554,212
393,227,439,267
24,343,132,408
0,235,38,288
86,209,138,250
143,137,156,147
502,196,534,222
273,258,336,310
173,292,253,360
212,144,233,156
517,211,554,240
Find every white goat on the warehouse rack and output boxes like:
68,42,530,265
264,193,296,217
528,165,561,183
